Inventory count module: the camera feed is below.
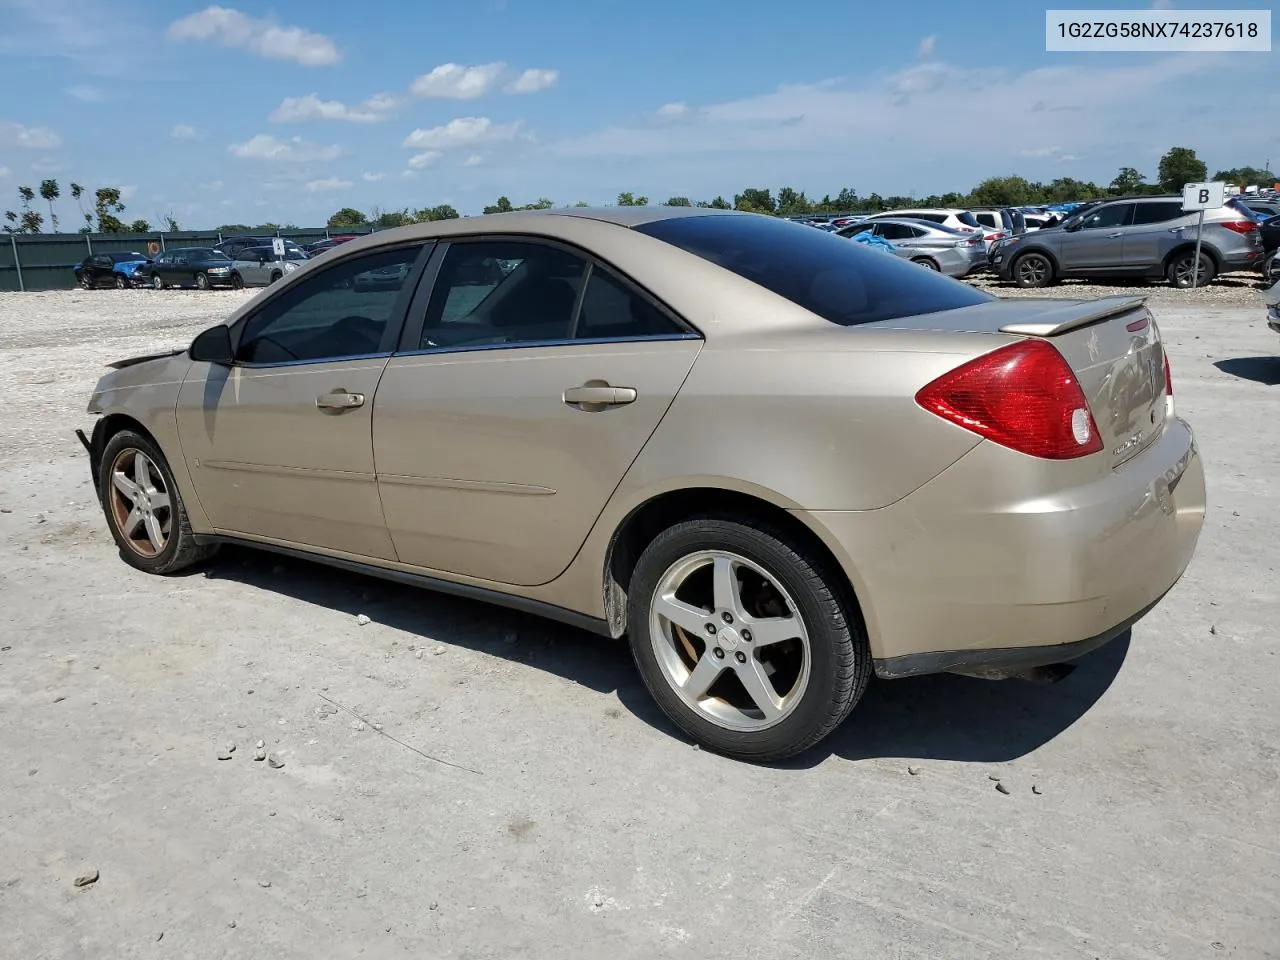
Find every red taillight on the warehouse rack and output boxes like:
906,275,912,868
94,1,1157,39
915,340,1104,459
990,232,1006,240
1164,353,1173,396
966,235,982,244
1220,220,1258,234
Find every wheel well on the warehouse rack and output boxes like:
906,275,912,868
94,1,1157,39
88,414,160,487
602,487,864,639
1011,246,1058,271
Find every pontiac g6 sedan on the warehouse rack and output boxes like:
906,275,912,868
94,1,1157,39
78,208,1206,762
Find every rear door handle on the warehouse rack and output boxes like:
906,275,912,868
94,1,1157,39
1106,232,1123,239
316,391,365,411
562,384,637,407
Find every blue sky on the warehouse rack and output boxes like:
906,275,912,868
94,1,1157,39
0,0,1276,227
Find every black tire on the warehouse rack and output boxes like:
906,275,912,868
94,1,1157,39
114,274,128,289
79,272,93,290
195,272,210,291
152,274,165,290
269,270,282,284
627,516,870,762
911,257,941,271
1012,251,1055,288
230,273,244,290
98,429,216,575
1166,250,1216,288
1265,252,1280,285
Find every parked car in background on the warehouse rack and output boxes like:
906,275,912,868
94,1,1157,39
1265,276,1280,334
229,245,310,288
215,235,306,259
866,208,984,234
1240,199,1280,220
139,247,237,290
992,195,1264,288
74,251,152,289
77,207,1204,762
837,218,985,277
305,235,359,256
970,207,1026,237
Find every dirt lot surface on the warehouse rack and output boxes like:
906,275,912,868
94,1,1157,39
1,288,1278,959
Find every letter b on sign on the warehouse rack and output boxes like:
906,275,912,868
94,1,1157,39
1198,189,1210,204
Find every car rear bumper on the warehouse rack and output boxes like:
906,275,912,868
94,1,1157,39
798,416,1206,677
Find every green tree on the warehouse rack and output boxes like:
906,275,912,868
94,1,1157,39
372,207,414,228
415,204,459,222
162,213,180,232
39,179,60,231
2,210,16,233
13,186,42,233
129,219,151,232
69,181,93,231
968,175,1036,207
483,196,514,214
1212,165,1276,186
94,187,126,233
1157,147,1207,192
1109,166,1148,196
733,187,775,213
327,207,367,228
616,192,649,206
517,197,554,210
573,200,590,207
662,196,692,207
776,186,813,215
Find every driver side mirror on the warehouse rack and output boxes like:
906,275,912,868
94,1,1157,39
1064,220,1083,232
190,324,234,365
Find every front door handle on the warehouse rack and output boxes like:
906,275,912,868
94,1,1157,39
316,391,365,411
562,384,638,408
1106,232,1123,239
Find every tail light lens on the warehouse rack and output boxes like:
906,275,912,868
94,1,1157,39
1164,351,1175,418
1220,220,1258,234
966,235,982,245
989,232,1006,241
915,340,1104,459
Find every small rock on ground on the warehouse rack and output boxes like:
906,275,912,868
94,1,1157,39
907,766,921,776
253,748,267,761
74,867,99,887
433,645,446,656
216,749,234,761
267,754,285,769
356,614,371,626
1032,784,1043,795
995,782,1011,795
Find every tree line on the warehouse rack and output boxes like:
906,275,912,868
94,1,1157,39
2,178,182,235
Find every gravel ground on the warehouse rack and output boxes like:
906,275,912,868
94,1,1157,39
1,289,1278,959
969,269,1274,304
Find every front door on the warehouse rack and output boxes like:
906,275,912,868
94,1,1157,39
175,242,429,558
373,238,702,586
1060,202,1134,270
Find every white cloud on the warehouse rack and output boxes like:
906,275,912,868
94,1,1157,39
0,121,62,150
656,102,689,118
507,68,558,94
410,62,505,99
462,154,484,167
270,92,398,123
305,177,351,193
407,151,443,170
167,6,340,66
361,171,386,181
67,85,106,102
229,133,342,162
918,35,936,58
1020,145,1061,158
119,185,138,201
402,117,521,151
1056,154,1082,163
199,180,224,190
171,123,200,140
0,166,11,179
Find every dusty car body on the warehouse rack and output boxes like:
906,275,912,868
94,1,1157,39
78,208,1206,761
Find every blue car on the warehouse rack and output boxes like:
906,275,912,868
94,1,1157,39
74,251,152,289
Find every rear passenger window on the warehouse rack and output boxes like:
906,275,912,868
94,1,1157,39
1131,202,1185,225
574,267,682,340
418,241,586,350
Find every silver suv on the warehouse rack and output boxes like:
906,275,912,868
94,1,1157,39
992,196,1264,288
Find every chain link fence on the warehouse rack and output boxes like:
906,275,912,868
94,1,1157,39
0,226,378,292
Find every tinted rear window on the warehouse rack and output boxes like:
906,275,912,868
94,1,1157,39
635,214,992,327
954,211,981,228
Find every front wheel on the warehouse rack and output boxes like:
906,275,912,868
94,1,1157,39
79,273,93,290
627,517,870,762
1262,251,1280,285
152,274,165,290
195,272,210,290
98,430,216,575
1167,251,1216,288
1012,252,1054,288
114,274,129,289
269,270,282,284
230,273,244,290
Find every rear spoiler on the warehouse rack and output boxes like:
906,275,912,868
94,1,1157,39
998,296,1148,337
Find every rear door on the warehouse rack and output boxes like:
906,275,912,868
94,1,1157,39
372,238,702,586
1059,203,1134,270
1123,200,1185,270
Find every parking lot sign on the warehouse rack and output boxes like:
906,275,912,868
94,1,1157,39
1182,181,1225,211
271,237,286,259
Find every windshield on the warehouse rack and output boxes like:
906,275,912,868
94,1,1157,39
636,214,992,327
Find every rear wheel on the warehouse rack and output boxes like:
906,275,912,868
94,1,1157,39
152,274,165,290
98,430,215,575
195,272,210,290
1167,250,1216,288
1012,252,1054,288
79,272,93,290
1265,251,1280,285
269,270,282,284
230,273,244,290
627,517,870,762
911,257,941,271
114,274,128,289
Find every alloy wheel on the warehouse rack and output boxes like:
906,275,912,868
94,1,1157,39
1016,254,1049,285
107,448,172,558
648,550,811,732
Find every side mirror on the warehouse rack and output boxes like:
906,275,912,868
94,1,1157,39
190,324,234,365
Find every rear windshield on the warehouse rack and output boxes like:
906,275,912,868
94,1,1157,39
954,211,981,228
635,214,992,327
